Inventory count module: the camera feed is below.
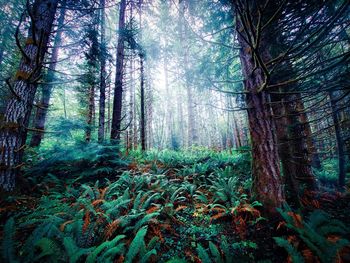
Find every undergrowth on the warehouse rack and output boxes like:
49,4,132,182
1,147,349,262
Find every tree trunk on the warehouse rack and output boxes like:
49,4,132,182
0,0,59,191
236,12,285,213
179,0,197,147
140,55,146,151
30,0,66,147
98,0,106,143
86,83,95,142
329,91,346,187
111,0,126,142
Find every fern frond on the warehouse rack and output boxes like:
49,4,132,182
209,241,223,263
196,243,212,263
1,218,18,263
134,212,160,231
125,226,148,263
33,237,61,262
273,237,305,263
86,235,126,263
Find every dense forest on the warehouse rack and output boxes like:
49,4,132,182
0,0,349,262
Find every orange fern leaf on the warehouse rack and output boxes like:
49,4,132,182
146,206,160,214
104,219,120,240
60,220,74,232
287,212,303,228
175,205,188,212
82,211,91,233
92,199,104,207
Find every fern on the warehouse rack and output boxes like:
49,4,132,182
125,226,148,263
197,243,212,263
63,237,94,263
1,218,18,263
86,234,126,263
273,237,304,263
276,206,350,263
209,241,224,263
133,212,160,231
99,243,125,263
165,258,188,263
32,238,61,262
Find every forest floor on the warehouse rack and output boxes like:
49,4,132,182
1,144,350,262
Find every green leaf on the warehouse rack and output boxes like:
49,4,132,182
125,226,148,263
1,218,18,263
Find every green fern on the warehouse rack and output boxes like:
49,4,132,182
1,218,18,263
33,237,61,263
276,206,350,263
273,237,304,263
196,243,212,263
165,258,188,263
63,237,94,263
125,226,149,263
86,234,126,263
209,241,224,263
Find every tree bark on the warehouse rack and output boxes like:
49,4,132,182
30,0,66,147
0,0,59,191
236,8,285,213
98,0,106,143
179,0,197,147
111,0,126,142
86,83,95,142
140,55,146,151
329,91,346,187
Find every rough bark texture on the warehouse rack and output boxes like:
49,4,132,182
111,0,126,142
0,0,59,191
264,2,317,201
98,0,106,143
30,0,66,147
236,11,285,213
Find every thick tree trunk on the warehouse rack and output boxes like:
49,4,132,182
0,0,58,191
111,0,126,142
98,0,106,143
236,14,284,213
30,0,66,147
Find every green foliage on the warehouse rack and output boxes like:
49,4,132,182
196,237,257,263
63,237,94,263
273,237,304,263
165,258,188,263
33,237,61,263
86,235,125,263
275,206,350,263
125,226,148,263
25,143,128,185
1,218,18,263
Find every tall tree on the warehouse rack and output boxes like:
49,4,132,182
111,0,127,142
178,0,198,146
235,1,285,213
30,0,67,147
0,0,59,191
140,53,146,151
98,0,107,143
84,17,99,142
